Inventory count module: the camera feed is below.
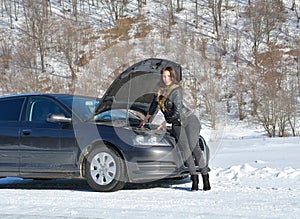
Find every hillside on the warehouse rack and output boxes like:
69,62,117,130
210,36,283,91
0,0,299,136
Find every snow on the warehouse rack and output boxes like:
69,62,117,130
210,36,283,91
0,0,299,218
1,125,299,219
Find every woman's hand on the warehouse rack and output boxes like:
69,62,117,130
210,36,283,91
156,121,167,131
139,114,151,128
139,119,147,128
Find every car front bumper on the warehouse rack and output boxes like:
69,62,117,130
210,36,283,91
122,144,191,183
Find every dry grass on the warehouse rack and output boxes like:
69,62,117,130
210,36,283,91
100,16,153,50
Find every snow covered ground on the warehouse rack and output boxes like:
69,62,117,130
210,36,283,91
0,126,299,219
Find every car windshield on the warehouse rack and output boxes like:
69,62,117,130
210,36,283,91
94,109,142,121
58,96,99,121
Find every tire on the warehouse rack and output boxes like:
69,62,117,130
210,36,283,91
85,145,126,192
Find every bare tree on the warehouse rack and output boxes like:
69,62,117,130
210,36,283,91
168,0,176,31
246,0,285,60
0,39,12,94
57,20,80,93
194,0,199,29
257,99,277,137
22,0,52,73
234,73,247,120
291,0,300,25
276,90,289,137
12,38,43,92
0,40,12,70
247,68,260,117
99,0,129,27
0,0,18,28
254,41,298,137
287,83,298,136
176,0,183,11
72,0,78,21
296,38,300,97
137,0,143,15
208,0,223,39
255,60,279,137
200,66,222,129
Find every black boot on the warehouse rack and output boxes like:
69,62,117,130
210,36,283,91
191,175,199,191
202,174,211,191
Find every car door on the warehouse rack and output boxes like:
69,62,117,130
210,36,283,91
19,96,78,176
0,97,25,176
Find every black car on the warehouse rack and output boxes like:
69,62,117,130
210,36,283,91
0,58,210,192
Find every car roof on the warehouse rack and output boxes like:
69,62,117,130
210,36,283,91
0,93,96,100
0,92,40,99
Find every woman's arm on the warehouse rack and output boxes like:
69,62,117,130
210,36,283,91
139,94,158,128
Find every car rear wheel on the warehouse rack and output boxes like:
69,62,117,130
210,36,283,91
85,146,126,192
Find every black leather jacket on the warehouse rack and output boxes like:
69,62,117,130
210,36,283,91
148,87,191,126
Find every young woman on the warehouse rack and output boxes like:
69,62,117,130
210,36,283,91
140,66,211,191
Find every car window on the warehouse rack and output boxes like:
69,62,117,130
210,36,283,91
27,97,68,122
58,96,98,121
0,97,25,121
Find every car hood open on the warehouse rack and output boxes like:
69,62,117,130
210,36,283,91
94,58,182,116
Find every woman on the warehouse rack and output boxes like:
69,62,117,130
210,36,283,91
140,66,211,191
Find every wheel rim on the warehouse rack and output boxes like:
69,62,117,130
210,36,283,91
90,152,117,186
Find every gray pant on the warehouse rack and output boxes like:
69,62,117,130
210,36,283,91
172,114,210,175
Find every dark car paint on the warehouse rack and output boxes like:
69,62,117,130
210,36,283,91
74,120,183,182
0,93,188,183
0,94,80,178
0,59,204,189
0,121,20,175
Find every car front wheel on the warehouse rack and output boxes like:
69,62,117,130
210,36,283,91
85,146,126,192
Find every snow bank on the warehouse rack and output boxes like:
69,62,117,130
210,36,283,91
0,135,299,218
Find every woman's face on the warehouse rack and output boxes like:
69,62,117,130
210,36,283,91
162,70,173,86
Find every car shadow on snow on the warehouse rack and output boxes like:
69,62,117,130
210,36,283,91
0,177,191,192
0,177,189,192
0,177,92,191
124,176,191,191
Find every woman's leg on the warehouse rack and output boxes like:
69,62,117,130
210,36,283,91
185,116,211,190
172,125,199,191
185,116,210,174
172,125,197,176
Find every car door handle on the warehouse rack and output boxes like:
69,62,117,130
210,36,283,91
22,129,32,135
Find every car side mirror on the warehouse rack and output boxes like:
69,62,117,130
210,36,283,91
47,114,72,123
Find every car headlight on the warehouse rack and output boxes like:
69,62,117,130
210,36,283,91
132,134,171,146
